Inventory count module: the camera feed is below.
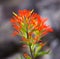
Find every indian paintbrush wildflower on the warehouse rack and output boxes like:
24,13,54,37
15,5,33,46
10,9,53,59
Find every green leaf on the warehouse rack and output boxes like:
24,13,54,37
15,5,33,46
31,44,38,52
26,56,31,59
38,50,50,56
34,45,42,57
35,46,42,54
31,44,35,52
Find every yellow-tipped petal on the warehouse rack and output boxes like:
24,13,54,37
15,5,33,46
13,12,17,16
31,9,34,14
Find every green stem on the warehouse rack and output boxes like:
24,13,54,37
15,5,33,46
25,18,34,59
29,45,34,59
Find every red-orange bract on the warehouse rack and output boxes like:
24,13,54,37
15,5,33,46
23,53,29,58
10,9,53,43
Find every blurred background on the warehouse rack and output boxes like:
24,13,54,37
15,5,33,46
0,0,60,59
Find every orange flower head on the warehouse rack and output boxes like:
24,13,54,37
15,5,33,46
10,9,53,38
